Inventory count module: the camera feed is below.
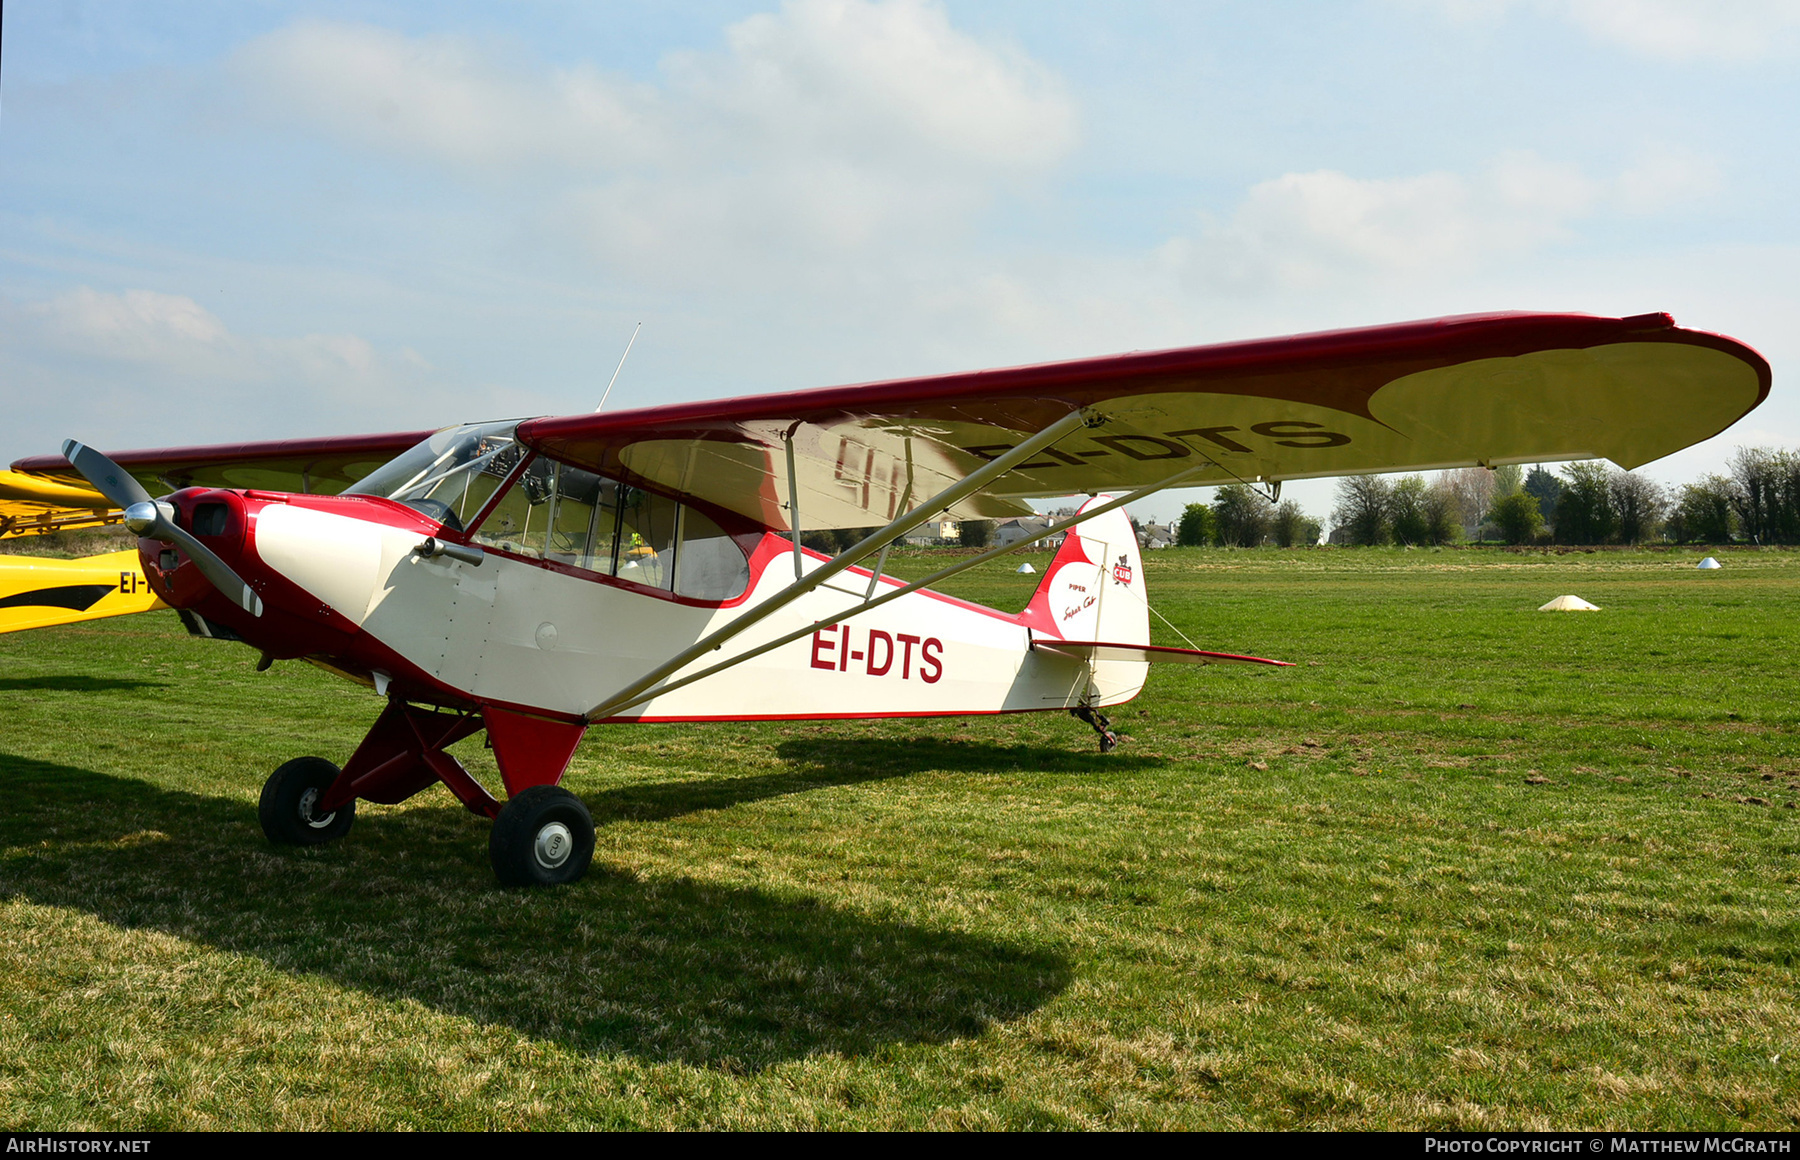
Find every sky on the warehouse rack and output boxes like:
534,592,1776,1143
2,0,1796,527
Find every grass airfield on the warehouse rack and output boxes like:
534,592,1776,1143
2,544,1797,1130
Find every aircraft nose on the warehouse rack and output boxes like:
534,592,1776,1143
138,487,260,615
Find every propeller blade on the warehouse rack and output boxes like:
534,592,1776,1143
163,523,264,617
61,440,152,510
64,438,263,617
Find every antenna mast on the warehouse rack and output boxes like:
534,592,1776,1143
594,322,642,413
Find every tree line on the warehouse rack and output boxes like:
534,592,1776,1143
1170,446,1800,549
1328,446,1800,547
1177,484,1322,547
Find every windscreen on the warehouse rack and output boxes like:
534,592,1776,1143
343,420,525,531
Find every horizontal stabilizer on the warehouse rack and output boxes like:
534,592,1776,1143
1034,640,1291,667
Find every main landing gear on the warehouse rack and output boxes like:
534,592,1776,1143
257,701,596,887
489,785,596,887
259,756,357,845
258,756,598,887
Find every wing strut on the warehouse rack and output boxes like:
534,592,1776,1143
582,408,1095,721
584,457,1210,721
785,428,803,581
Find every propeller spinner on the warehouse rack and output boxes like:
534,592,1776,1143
63,439,264,617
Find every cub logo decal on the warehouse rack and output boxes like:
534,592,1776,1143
1112,555,1133,586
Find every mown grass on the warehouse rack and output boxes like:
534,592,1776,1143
2,544,1797,1129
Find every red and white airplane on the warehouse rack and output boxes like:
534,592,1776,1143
8,311,1769,885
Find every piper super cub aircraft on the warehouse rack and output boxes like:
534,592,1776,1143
3,311,1770,886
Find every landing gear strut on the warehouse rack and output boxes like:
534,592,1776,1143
1071,704,1119,753
259,756,356,845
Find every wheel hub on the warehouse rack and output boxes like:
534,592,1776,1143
297,786,336,829
534,821,573,869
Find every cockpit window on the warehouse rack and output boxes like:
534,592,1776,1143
365,433,755,603
344,420,525,531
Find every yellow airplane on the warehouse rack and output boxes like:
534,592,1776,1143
0,470,167,631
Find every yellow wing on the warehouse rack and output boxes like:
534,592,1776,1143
0,548,167,634
0,469,119,540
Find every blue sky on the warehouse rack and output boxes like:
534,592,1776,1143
3,1,1796,525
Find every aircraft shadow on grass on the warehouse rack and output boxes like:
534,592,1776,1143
0,749,1074,1069
590,735,1164,825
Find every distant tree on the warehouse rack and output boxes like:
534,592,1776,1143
1524,465,1563,529
1609,471,1666,545
1212,484,1272,547
1177,503,1216,546
1437,467,1494,535
1425,479,1461,545
1490,492,1544,545
959,519,993,548
829,527,880,551
1671,475,1738,543
1492,463,1524,499
1555,461,1617,545
1728,447,1800,544
1332,474,1392,546
1389,476,1431,545
1270,499,1318,547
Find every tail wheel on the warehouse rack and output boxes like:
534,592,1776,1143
489,785,595,887
259,756,355,845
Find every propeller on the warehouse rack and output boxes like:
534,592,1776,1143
63,439,264,617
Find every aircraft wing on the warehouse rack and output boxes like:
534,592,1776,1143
518,311,1769,532
7,429,434,536
0,470,120,539
6,313,1768,538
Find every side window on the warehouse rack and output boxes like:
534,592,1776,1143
544,464,620,574
464,456,747,602
675,507,751,601
471,456,552,557
616,487,679,590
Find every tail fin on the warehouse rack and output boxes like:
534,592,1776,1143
1017,497,1148,645
0,548,166,635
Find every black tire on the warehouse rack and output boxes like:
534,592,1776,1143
259,756,355,846
489,785,595,887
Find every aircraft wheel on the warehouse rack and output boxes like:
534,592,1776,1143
490,785,595,887
259,756,355,846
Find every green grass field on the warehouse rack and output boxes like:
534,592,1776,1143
3,545,1797,1129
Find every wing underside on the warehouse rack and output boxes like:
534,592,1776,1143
520,312,1769,531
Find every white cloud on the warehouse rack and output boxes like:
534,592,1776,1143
229,2,1076,282
1560,0,1800,62
0,288,444,449
30,287,232,364
675,0,1073,169
1161,153,1598,292
1159,148,1720,294
1413,0,1800,61
230,22,658,173
1615,145,1725,214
